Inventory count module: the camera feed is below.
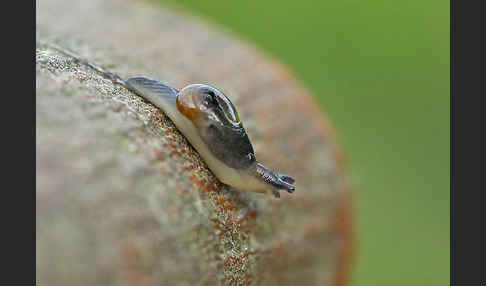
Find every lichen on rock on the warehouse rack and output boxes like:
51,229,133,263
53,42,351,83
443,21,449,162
36,0,352,285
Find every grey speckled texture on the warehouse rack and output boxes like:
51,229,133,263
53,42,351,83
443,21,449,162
36,0,353,285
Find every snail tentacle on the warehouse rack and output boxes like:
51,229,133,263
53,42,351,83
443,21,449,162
256,162,296,196
278,174,295,184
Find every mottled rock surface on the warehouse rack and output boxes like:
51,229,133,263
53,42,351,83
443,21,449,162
36,0,353,285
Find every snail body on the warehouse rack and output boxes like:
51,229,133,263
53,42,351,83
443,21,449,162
124,76,295,198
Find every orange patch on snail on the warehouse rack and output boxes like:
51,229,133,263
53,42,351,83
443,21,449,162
176,93,203,121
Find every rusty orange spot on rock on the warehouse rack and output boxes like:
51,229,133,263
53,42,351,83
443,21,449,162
332,188,354,286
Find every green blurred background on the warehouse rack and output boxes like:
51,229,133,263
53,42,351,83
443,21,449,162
162,0,450,285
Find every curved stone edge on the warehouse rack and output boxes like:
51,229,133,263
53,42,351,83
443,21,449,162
36,18,354,282
36,42,262,285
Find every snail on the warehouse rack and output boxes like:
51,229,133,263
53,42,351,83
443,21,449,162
124,76,295,198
